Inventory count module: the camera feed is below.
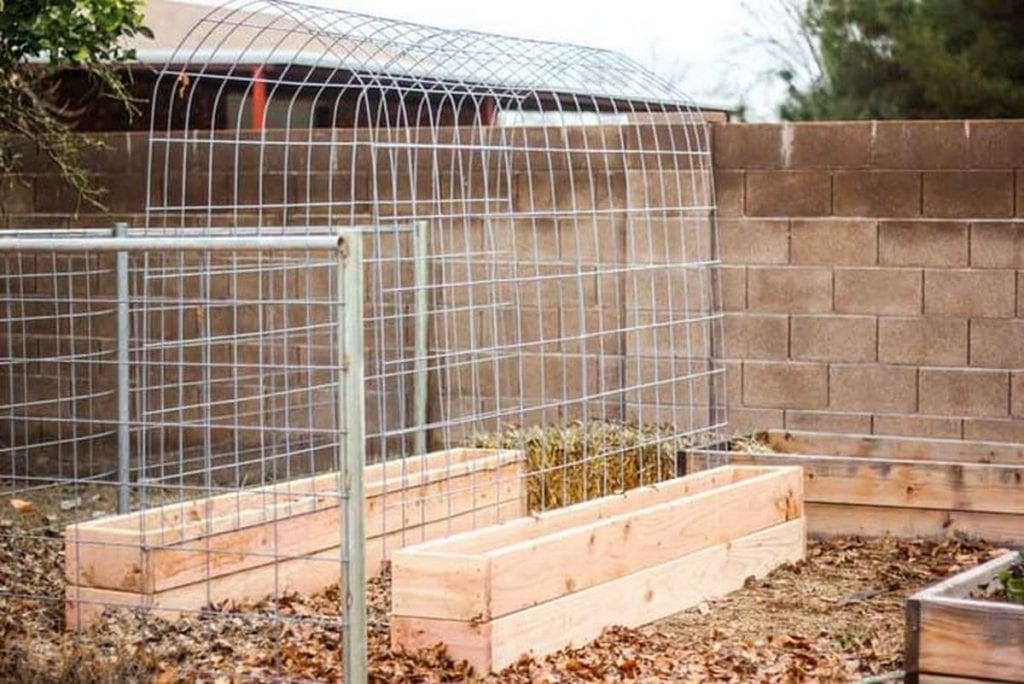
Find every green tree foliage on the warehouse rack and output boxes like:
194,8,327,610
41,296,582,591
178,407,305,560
0,0,151,205
780,0,1024,120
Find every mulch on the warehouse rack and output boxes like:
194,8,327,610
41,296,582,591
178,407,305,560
0,501,1006,683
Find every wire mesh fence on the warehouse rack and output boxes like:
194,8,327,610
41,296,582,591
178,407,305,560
1,0,724,680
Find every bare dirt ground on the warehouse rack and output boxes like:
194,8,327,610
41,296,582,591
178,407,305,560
1,494,1006,683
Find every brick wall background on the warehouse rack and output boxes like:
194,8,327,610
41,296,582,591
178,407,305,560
714,120,1024,441
1,123,723,479
2,119,1023,450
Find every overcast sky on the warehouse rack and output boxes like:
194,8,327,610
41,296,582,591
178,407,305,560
307,0,790,119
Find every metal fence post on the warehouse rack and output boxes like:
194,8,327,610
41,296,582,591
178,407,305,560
412,220,428,456
115,222,131,514
338,230,367,682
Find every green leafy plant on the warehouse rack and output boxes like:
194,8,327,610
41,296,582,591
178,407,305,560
0,0,151,207
997,551,1024,604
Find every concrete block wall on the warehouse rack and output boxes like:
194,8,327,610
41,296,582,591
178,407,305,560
1,124,721,473
3,118,1023,449
714,120,1024,441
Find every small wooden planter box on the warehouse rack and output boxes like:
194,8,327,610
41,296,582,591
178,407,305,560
688,431,1024,544
64,448,524,629
390,465,805,673
906,552,1024,682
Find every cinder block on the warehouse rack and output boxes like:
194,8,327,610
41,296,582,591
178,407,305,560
626,217,708,266
873,415,962,440
742,361,827,409
962,418,1024,443
722,314,788,360
787,122,872,168
923,269,1016,317
790,219,877,265
785,409,871,433
725,360,742,406
829,364,917,413
919,369,1009,417
712,124,781,169
968,121,1024,169
717,219,789,264
833,171,921,218
878,221,968,266
923,172,1013,218
878,317,968,366
627,170,712,214
871,121,969,169
790,315,876,363
515,169,623,213
745,171,831,217
719,266,746,311
970,222,1024,268
727,407,785,434
747,266,832,313
626,313,711,359
970,319,1024,368
713,171,743,217
834,268,922,315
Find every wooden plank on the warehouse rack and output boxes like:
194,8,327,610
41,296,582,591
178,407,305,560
402,466,760,556
761,430,1024,465
760,430,1024,465
806,503,1024,545
693,451,1024,515
66,451,524,592
917,596,1024,682
392,466,803,620
391,517,806,673
917,675,1005,684
66,495,524,630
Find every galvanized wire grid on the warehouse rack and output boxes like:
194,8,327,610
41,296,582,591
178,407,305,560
1,0,724,680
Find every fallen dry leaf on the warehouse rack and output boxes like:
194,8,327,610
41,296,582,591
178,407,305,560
9,499,35,514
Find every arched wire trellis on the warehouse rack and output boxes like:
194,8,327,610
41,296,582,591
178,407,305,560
42,1,724,679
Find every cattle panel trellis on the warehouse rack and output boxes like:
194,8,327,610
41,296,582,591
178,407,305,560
1,0,724,680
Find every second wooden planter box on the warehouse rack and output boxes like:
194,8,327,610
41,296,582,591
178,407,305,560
906,552,1024,682
391,464,805,673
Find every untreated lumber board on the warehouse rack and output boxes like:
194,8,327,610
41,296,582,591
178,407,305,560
65,495,524,630
391,465,802,621
906,552,1024,682
695,452,1024,515
65,448,523,593
392,517,806,673
404,464,744,556
807,502,1024,545
761,430,1024,465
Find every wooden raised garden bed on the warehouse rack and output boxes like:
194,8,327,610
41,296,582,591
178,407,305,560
64,447,524,629
905,551,1024,682
688,430,1024,544
390,464,805,673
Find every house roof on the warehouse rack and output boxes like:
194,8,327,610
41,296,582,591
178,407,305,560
122,0,733,116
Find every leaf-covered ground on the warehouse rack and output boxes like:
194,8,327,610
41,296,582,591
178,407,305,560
0,503,1005,683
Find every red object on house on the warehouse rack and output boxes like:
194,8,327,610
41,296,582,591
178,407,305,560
251,65,266,131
